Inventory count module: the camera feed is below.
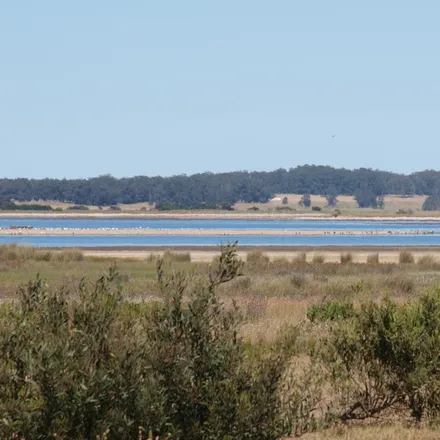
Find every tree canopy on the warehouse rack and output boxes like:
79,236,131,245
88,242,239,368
1,166,440,207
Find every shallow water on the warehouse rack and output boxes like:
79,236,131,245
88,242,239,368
2,234,440,247
1,218,440,232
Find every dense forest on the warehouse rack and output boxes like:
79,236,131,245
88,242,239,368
1,166,440,207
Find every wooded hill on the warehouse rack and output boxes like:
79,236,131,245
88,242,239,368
1,166,440,208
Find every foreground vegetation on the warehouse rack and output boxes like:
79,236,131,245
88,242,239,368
2,245,440,438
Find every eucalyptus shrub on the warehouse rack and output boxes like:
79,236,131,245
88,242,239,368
0,244,297,440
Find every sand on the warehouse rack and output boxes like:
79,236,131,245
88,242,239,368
81,248,440,264
1,228,439,236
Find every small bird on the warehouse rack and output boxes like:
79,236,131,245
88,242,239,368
332,135,336,138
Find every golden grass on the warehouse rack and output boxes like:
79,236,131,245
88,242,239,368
235,194,438,216
299,425,440,440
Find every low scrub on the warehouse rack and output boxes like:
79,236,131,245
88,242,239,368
146,251,191,263
312,254,325,264
307,301,356,323
313,291,440,423
0,244,299,440
340,252,353,264
399,250,415,264
67,204,89,211
0,200,53,211
417,254,438,268
247,250,270,267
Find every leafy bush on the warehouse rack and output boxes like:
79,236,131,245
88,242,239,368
0,244,297,440
307,301,356,323
315,291,440,422
109,205,121,211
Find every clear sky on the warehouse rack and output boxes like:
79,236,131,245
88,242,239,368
1,1,439,179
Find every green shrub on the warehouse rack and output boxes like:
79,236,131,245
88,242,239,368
316,291,440,422
307,300,356,323
0,245,297,440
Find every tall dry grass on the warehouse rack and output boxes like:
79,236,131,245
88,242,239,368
0,244,84,265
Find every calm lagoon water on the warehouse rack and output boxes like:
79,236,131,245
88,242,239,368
1,218,440,232
1,218,440,247
2,234,440,247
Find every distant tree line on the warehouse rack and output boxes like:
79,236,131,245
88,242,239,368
2,166,440,208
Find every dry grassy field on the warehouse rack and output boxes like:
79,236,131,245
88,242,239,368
12,194,440,218
235,194,432,216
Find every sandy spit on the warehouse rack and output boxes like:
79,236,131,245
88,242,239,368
1,228,439,237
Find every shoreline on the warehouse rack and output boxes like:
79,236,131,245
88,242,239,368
49,245,440,252
1,228,439,237
56,245,440,263
1,212,440,221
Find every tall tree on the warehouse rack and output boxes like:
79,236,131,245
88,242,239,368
299,194,311,208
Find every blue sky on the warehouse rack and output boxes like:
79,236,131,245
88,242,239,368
1,1,439,178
